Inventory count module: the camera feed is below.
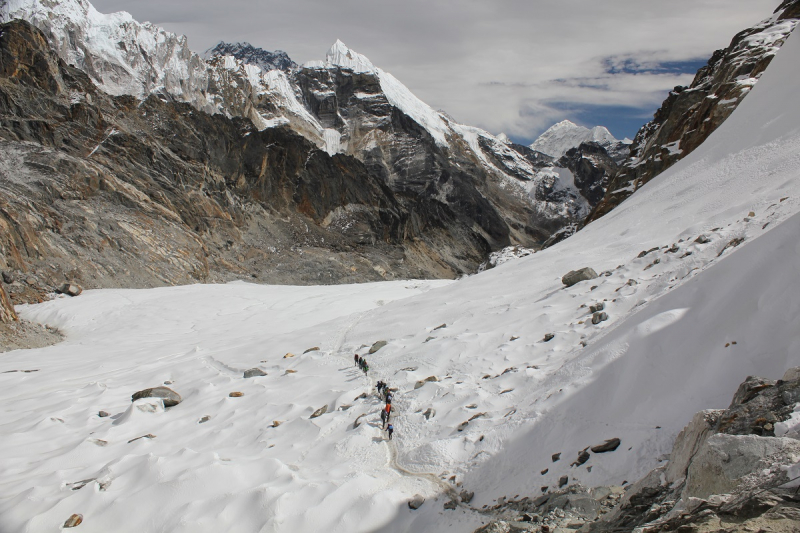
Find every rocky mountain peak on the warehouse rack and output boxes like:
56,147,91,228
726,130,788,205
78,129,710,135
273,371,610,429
530,119,622,158
203,41,296,72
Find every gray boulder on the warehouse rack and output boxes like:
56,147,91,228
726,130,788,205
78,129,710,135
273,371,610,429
562,268,598,287
460,490,475,503
589,302,605,313
369,340,387,354
131,386,181,407
408,494,425,510
591,312,608,325
2,271,13,284
684,433,800,499
543,333,555,342
243,368,267,378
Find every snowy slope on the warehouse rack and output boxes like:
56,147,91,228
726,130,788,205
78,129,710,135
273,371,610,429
530,119,621,158
2,15,799,533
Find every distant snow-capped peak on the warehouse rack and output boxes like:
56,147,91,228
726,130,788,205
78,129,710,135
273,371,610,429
204,42,296,72
324,39,376,73
530,120,620,158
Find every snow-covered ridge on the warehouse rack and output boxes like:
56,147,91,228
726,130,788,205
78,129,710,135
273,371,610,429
531,119,622,158
0,0,212,107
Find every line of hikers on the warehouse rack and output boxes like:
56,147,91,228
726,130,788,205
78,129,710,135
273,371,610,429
376,380,393,440
354,353,369,374
353,353,395,440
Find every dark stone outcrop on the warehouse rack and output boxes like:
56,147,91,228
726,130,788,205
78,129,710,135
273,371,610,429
590,438,621,453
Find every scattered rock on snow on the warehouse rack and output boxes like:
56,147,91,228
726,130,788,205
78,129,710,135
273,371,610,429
408,494,425,510
303,347,320,353
591,438,621,453
199,415,211,423
571,448,591,466
98,411,110,418
552,453,561,462
63,514,83,528
310,405,328,419
443,499,458,510
131,386,181,407
717,236,745,256
562,267,598,287
229,391,244,397
460,490,475,503
694,234,711,244
243,368,267,378
558,475,569,488
423,408,436,420
128,434,156,443
589,302,605,313
369,340,387,353
433,323,447,331
637,247,659,258
591,312,608,325
283,353,296,358
414,376,439,389
543,333,555,342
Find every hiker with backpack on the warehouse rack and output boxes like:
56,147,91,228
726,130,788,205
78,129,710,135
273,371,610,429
387,423,394,440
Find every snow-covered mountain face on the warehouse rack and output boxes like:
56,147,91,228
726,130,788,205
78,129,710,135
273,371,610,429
588,0,800,223
530,119,626,159
203,41,296,72
0,0,609,261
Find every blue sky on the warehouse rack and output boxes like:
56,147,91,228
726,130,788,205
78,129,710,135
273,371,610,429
92,0,778,144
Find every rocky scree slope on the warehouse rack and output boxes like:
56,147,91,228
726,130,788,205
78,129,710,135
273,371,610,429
0,0,607,265
587,0,800,223
0,19,501,303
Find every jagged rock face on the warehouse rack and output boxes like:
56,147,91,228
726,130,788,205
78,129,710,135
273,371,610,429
203,42,296,72
558,142,618,207
0,20,499,301
587,0,800,223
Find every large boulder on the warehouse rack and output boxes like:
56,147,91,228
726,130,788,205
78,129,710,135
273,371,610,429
57,283,83,297
243,368,267,378
408,494,425,510
665,410,721,484
561,268,598,287
369,340,387,354
131,386,181,407
684,433,800,499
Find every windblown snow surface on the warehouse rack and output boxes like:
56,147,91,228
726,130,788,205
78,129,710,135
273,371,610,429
2,29,800,533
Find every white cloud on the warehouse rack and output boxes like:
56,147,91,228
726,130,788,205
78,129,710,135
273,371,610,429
92,0,780,141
